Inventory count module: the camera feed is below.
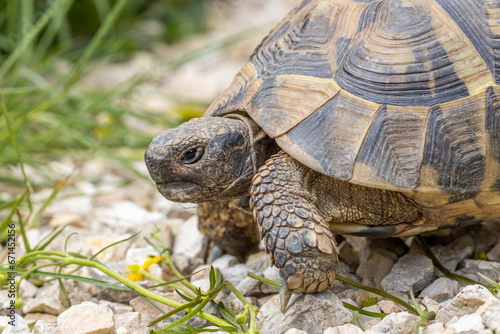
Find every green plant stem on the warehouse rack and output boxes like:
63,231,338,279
335,275,418,315
17,250,67,264
225,281,258,334
342,302,387,318
17,263,62,288
164,250,199,293
16,254,235,330
415,236,497,294
139,270,197,298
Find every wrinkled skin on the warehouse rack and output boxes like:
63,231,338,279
145,117,269,203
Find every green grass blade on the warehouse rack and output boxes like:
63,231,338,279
90,231,141,260
0,191,26,240
1,0,72,77
33,226,66,251
35,0,74,56
342,302,387,319
0,267,131,290
478,273,500,292
61,0,128,91
1,95,31,209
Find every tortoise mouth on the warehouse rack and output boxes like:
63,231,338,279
156,181,202,203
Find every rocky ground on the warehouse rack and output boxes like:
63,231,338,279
1,159,499,334
2,0,500,333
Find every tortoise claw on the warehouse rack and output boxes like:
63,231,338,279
279,278,292,313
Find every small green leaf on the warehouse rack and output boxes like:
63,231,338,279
209,266,216,290
217,302,246,332
175,289,195,302
361,297,378,308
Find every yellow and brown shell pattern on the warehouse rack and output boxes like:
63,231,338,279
205,0,500,234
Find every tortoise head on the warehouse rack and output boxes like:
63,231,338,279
145,116,266,203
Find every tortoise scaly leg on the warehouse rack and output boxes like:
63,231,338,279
250,151,338,312
198,198,260,261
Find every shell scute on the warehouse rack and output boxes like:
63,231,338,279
207,0,500,205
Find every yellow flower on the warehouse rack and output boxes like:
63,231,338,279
126,255,163,282
143,255,163,268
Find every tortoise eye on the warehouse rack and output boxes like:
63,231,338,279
180,147,204,164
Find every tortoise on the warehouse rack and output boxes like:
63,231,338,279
145,0,500,311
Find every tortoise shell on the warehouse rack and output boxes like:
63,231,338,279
205,0,500,231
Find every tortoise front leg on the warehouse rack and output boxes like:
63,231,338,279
198,198,260,260
250,151,338,311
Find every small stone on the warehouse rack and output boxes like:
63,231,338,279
98,300,134,314
475,300,500,332
463,259,500,272
447,314,484,334
219,264,256,287
467,223,500,251
125,245,159,265
358,238,403,265
211,254,240,269
261,266,280,294
378,300,405,313
363,318,381,330
419,277,460,302
129,291,184,316
172,253,204,275
454,268,500,284
191,278,211,292
338,241,360,267
1,314,29,334
114,312,141,334
93,200,165,232
0,291,10,313
191,265,211,282
22,283,69,315
246,252,272,272
380,254,433,293
32,320,59,334
115,327,129,334
0,316,8,332
420,297,442,314
57,302,114,334
369,312,420,334
24,313,57,325
257,295,274,308
258,291,352,334
356,251,395,289
173,216,205,259
436,285,498,323
19,279,38,299
419,322,446,334
357,305,381,326
323,324,364,334
138,313,156,332
235,277,260,296
49,212,85,228
487,243,500,262
431,235,474,277
62,279,96,306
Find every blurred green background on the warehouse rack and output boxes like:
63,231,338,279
0,0,213,212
